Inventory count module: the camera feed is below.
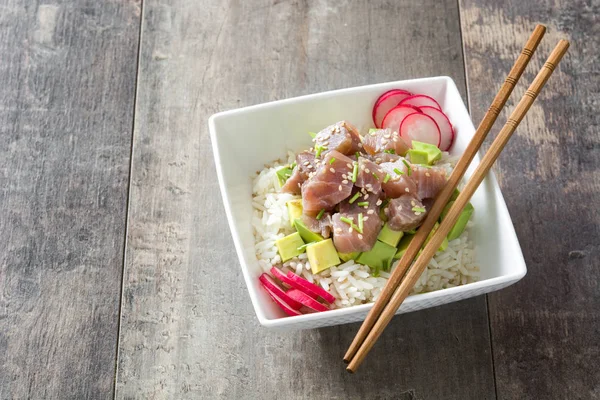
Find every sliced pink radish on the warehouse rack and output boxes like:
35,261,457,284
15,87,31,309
372,89,412,128
381,105,421,133
286,289,329,312
270,266,295,288
400,113,441,147
399,94,442,110
419,106,455,151
285,271,336,304
259,273,303,311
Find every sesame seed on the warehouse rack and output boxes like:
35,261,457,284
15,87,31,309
381,139,389,146
383,133,391,139
425,172,431,177
398,206,403,211
393,138,398,142
365,168,371,174
376,199,382,206
358,143,363,148
303,161,310,166
322,141,329,146
358,234,363,240
346,163,352,168
335,228,342,233
364,194,369,200
338,185,342,191
298,183,301,188
348,227,353,233
405,187,410,192
376,158,382,163
342,180,348,184
415,212,422,216
367,209,375,215
411,200,416,206
360,165,366,171
363,216,369,221
330,168,335,173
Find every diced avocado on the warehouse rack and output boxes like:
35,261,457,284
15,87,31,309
338,251,360,262
411,141,442,164
275,232,305,262
294,218,324,243
276,166,294,187
286,200,303,227
407,149,430,166
394,233,414,259
440,201,474,241
378,223,404,247
356,240,396,271
450,188,461,201
307,239,341,274
424,222,449,252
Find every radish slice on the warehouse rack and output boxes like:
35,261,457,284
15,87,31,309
270,266,296,289
381,105,421,133
285,271,336,304
287,289,329,312
400,113,441,147
259,273,303,312
399,94,442,110
419,106,455,151
372,89,412,128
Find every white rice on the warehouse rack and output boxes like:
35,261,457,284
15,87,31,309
251,151,480,309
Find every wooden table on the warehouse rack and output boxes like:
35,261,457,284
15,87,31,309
1,1,598,399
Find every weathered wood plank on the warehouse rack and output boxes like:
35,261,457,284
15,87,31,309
459,1,600,399
0,1,141,398
116,1,495,399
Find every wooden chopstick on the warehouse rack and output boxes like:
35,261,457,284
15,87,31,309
343,24,547,364
346,39,570,372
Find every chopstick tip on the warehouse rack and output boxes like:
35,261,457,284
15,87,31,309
346,365,356,374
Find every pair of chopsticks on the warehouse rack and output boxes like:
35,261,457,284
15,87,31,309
344,25,569,372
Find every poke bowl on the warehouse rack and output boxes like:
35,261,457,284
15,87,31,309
209,77,527,330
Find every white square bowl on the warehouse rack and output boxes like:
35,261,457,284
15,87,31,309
209,77,527,330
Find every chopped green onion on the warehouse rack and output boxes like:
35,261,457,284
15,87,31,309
340,216,362,233
290,162,297,169
316,209,325,220
355,152,360,159
315,145,327,158
276,166,293,186
351,163,358,182
412,206,426,213
357,201,369,207
383,174,391,183
402,159,412,176
372,172,379,180
393,167,404,175
372,266,380,277
349,192,361,204
308,131,317,139
297,243,310,251
358,213,364,232
329,157,336,165
368,128,378,134
380,198,390,209
340,216,353,224
384,149,396,154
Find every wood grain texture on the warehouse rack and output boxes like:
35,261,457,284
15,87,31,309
0,1,141,398
459,1,600,399
117,1,495,399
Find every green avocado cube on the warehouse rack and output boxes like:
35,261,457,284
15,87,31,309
294,218,324,243
356,240,397,271
286,200,303,227
394,233,415,259
338,252,360,262
407,149,430,166
307,239,341,274
450,188,461,201
425,222,449,252
411,141,442,164
440,201,475,241
275,232,305,262
378,223,404,247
